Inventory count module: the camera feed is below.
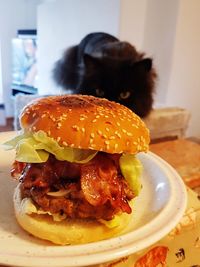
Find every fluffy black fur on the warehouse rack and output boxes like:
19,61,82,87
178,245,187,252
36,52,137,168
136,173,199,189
53,32,156,117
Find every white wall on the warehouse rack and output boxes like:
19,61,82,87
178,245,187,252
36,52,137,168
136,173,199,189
37,0,120,95
0,0,41,116
166,0,200,137
119,0,200,137
119,0,147,49
142,0,180,105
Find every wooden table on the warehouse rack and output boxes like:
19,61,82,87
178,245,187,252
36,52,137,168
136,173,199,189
150,138,200,196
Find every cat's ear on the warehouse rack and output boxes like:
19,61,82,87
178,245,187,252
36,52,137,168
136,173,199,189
83,54,101,70
133,58,152,72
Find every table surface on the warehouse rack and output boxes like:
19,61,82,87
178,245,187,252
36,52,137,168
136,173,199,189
150,138,200,196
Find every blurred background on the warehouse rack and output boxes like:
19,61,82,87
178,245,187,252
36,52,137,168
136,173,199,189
0,0,199,138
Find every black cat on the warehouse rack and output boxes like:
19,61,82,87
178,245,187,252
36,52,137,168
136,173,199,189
53,32,156,117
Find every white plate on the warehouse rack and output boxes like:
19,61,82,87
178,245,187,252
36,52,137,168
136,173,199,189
0,132,187,267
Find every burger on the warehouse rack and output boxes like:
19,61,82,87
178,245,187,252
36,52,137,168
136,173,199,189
4,95,150,245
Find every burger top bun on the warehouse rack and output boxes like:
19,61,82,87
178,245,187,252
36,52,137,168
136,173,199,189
14,184,134,245
20,95,150,154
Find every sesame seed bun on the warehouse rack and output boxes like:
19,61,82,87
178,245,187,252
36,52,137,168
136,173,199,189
20,95,150,154
13,184,134,245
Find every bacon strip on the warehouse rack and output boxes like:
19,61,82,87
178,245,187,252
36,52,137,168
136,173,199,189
80,153,132,213
11,161,26,179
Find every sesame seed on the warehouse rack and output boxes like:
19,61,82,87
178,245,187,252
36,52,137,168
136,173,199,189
95,115,100,119
72,125,79,131
33,112,37,117
122,129,127,133
47,130,51,136
80,114,87,118
117,122,120,126
92,119,97,123
102,134,108,139
50,115,56,122
59,115,67,121
122,110,127,115
32,126,36,131
114,143,118,150
90,133,95,138
57,137,61,142
115,131,122,138
105,127,110,132
127,132,133,137
70,143,75,147
63,141,68,146
57,122,62,128
41,114,46,118
90,143,96,148
109,136,115,140
104,140,110,145
97,130,102,136
81,127,85,133
117,133,122,138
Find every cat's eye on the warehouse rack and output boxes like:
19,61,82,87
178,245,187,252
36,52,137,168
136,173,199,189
119,91,131,100
95,88,104,97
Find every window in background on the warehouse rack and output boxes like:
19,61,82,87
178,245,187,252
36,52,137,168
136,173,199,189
11,30,38,96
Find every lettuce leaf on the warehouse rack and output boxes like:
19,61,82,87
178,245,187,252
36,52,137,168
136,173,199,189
119,153,142,196
3,130,97,163
16,137,49,162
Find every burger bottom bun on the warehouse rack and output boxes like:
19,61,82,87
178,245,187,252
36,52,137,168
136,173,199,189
13,185,134,245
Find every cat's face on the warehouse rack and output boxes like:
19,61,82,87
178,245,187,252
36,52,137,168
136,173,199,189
80,55,154,117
